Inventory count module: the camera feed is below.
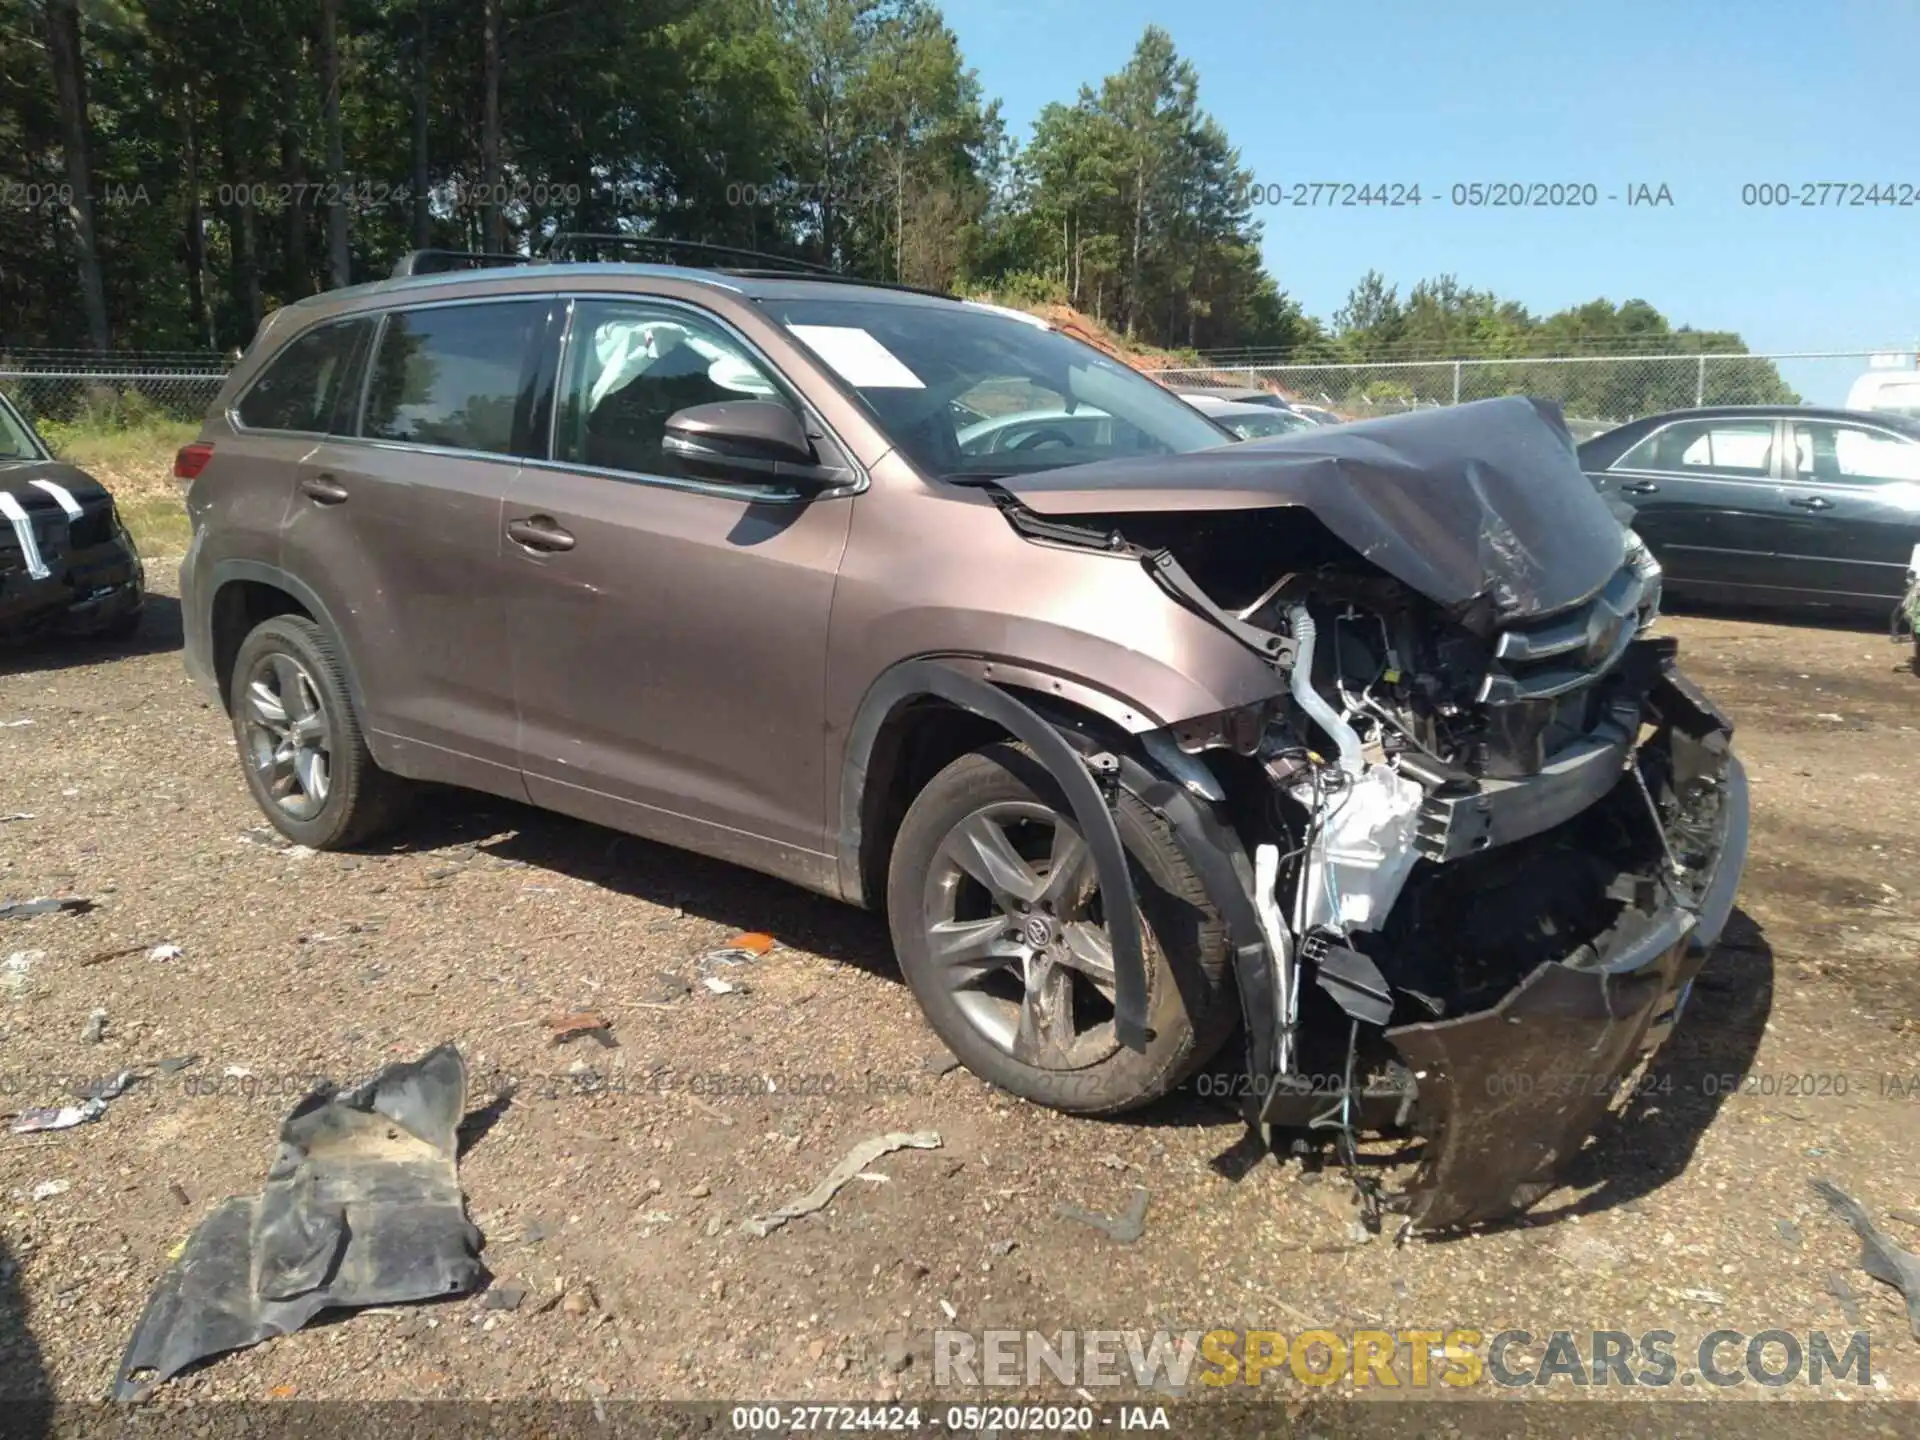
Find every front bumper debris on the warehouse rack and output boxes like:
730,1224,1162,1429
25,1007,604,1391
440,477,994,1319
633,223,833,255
1389,758,1745,1231
1230,657,1749,1234
1386,682,1748,1232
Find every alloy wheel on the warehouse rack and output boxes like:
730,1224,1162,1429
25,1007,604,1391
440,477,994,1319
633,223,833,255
920,800,1123,1070
240,652,332,822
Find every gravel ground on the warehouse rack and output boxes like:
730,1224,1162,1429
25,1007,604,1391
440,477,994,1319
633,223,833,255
1,578,1917,1410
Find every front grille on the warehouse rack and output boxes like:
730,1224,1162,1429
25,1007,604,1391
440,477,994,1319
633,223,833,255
1478,564,1649,706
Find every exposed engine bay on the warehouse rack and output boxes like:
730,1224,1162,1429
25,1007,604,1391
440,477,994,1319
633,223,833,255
987,399,1749,1234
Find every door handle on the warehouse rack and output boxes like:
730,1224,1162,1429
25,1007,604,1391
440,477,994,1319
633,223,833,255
298,473,349,505
1787,494,1834,512
1619,480,1659,495
506,515,576,553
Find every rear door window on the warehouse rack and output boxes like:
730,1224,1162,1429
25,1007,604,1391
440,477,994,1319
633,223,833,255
1791,421,1920,484
361,301,542,455
235,317,371,434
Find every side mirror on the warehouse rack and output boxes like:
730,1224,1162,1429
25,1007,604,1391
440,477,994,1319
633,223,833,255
662,400,847,494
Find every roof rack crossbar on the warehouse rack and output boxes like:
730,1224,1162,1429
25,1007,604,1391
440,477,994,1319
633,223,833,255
540,233,836,275
392,249,533,278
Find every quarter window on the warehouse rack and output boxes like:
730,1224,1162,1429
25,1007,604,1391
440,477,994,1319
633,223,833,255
236,318,370,434
361,301,540,455
555,300,792,480
1617,418,1774,476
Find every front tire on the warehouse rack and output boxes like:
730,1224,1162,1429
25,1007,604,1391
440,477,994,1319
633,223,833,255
228,615,409,849
886,742,1236,1116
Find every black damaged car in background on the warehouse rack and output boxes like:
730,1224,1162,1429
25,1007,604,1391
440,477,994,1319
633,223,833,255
0,391,145,643
1579,403,1920,614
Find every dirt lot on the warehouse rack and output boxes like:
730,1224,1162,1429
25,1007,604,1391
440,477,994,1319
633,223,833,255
2,575,1918,1411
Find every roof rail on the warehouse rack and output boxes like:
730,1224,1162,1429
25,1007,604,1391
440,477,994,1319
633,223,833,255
540,233,835,274
391,249,532,278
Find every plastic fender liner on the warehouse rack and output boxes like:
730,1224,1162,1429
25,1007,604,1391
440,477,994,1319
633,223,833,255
1112,752,1277,1124
840,661,1153,1051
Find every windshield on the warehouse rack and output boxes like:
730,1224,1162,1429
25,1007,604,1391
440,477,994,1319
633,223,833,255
0,397,43,460
1223,410,1313,441
761,297,1230,479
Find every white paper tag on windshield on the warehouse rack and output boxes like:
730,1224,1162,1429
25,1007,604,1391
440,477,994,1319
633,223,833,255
787,325,924,389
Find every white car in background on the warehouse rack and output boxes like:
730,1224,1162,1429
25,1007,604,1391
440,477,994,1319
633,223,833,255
1845,367,1920,420
1180,392,1318,440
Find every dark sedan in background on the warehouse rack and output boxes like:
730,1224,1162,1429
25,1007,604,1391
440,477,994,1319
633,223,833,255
1578,404,1920,612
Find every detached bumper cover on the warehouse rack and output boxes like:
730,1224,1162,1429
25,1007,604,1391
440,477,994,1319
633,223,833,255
1388,749,1748,1232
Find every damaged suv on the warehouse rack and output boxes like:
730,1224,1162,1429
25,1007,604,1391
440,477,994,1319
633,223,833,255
179,254,1748,1230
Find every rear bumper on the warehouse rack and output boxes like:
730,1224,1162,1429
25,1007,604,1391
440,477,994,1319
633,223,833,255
178,527,219,699
1387,750,1748,1230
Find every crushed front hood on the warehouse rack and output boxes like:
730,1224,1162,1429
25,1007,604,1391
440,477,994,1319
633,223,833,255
996,396,1627,624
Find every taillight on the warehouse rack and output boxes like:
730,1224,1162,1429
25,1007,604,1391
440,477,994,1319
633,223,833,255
174,442,213,480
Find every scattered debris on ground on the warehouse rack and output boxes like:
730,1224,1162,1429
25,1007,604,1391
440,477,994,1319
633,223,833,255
0,895,96,919
146,942,182,961
743,1131,942,1238
698,931,779,981
13,1099,106,1134
1057,1187,1150,1244
1812,1178,1920,1339
78,943,146,968
113,1043,486,1399
28,1179,71,1200
2,948,43,999
81,1007,108,1044
74,1069,138,1102
544,1010,615,1047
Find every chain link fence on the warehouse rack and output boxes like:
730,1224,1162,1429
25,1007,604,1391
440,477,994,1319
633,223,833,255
0,347,1908,442
0,350,231,431
1154,351,1900,438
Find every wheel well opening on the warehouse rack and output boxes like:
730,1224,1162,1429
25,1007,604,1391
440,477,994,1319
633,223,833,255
855,687,1138,913
211,581,312,706
858,700,1009,912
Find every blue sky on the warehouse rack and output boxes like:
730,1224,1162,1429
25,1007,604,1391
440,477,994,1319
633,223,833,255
941,0,1919,402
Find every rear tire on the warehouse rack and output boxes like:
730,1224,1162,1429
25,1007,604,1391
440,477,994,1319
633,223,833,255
886,742,1236,1116
228,615,410,849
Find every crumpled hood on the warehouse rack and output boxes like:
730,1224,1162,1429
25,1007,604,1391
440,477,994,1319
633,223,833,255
0,457,112,509
994,395,1629,623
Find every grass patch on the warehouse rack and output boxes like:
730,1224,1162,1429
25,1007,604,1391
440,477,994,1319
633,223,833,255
116,493,194,557
40,419,195,557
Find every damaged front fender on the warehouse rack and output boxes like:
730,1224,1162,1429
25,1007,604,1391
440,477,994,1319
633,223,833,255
839,661,1156,1051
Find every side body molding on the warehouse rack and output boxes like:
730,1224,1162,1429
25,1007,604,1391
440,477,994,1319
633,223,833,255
837,661,1153,1052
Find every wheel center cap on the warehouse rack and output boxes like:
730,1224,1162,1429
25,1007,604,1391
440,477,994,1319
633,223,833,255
1021,913,1056,949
